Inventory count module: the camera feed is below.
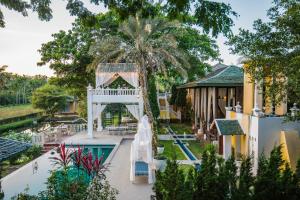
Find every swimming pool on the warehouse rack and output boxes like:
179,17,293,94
2,144,115,200
66,144,115,162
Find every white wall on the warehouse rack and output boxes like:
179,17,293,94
257,117,300,156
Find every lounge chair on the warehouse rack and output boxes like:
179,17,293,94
135,161,149,176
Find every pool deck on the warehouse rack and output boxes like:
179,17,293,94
106,139,153,200
1,131,153,200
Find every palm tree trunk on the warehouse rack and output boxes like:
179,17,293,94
138,60,158,154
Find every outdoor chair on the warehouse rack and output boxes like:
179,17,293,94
135,161,149,176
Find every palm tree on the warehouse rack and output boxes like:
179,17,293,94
89,15,189,147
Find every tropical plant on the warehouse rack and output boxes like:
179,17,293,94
50,143,72,169
81,152,94,177
89,15,190,147
72,145,84,175
85,178,118,200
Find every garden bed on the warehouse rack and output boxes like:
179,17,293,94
170,123,193,134
0,145,42,177
158,140,187,160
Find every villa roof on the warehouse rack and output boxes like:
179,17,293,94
97,63,137,73
178,65,243,88
214,119,245,136
0,137,32,161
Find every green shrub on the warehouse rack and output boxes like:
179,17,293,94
25,145,42,159
0,118,36,134
4,131,31,142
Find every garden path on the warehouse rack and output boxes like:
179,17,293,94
106,139,153,200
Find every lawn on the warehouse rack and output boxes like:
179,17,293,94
170,123,193,134
158,140,187,160
186,140,204,159
0,104,41,120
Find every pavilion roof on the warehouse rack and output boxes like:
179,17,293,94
0,137,32,161
214,119,245,136
97,63,137,73
178,65,243,88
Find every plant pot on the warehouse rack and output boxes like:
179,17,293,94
157,146,164,154
154,158,167,171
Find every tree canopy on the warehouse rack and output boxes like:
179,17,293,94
0,67,47,106
1,0,237,37
31,84,69,116
228,0,300,110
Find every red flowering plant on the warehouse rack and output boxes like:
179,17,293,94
71,145,84,177
92,153,109,179
50,143,72,170
81,152,93,177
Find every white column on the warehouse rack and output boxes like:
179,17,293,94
223,135,232,160
253,80,264,117
87,84,94,138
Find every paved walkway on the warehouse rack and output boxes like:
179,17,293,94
1,150,58,200
1,132,153,200
106,139,153,200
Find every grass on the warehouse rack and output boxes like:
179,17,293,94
158,140,187,160
170,123,193,134
186,140,204,159
0,104,41,120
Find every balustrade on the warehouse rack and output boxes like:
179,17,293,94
91,88,140,96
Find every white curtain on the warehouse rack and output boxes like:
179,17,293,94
130,116,153,184
103,76,118,87
96,72,115,87
207,87,216,130
217,88,227,116
93,104,107,120
126,104,140,120
194,89,199,127
200,88,207,122
118,72,139,88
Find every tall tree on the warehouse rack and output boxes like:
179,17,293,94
89,15,190,147
228,0,300,112
1,0,237,38
253,146,284,200
31,84,69,116
233,156,254,200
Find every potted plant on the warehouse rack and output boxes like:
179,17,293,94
157,144,165,154
154,154,167,171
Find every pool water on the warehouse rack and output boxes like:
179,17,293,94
66,144,115,162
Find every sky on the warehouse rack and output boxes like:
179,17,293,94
0,0,272,76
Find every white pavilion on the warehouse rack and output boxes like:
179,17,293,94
87,63,144,138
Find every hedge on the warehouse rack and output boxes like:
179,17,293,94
0,118,36,134
0,112,42,125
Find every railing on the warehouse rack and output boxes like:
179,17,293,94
31,123,87,145
91,88,140,96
